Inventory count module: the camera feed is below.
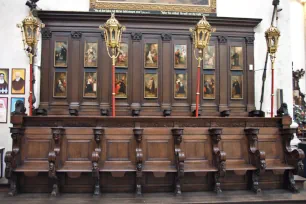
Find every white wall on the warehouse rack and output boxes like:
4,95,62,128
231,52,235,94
0,0,305,182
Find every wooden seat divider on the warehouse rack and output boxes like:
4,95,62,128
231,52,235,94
134,128,144,196
92,127,104,196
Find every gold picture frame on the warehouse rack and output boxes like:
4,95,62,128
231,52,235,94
83,71,98,98
203,74,215,99
230,46,243,70
115,73,128,98
116,43,129,68
54,41,68,67
84,42,98,67
144,43,158,68
204,45,215,69
53,71,67,98
11,68,26,95
231,75,243,100
174,73,187,99
174,44,187,69
144,73,158,99
90,0,217,15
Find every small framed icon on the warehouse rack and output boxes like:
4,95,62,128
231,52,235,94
144,73,158,99
174,72,187,99
84,42,98,67
54,41,68,67
83,70,98,98
53,71,67,98
144,43,158,68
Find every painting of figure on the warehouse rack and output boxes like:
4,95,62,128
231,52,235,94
174,45,187,68
204,46,215,69
230,46,243,70
116,43,129,67
0,69,9,94
144,73,158,98
84,71,97,98
84,42,98,67
54,41,68,67
231,75,243,99
203,74,215,99
11,97,25,114
11,68,25,94
0,97,8,123
174,73,187,99
115,73,128,98
53,71,67,98
145,43,158,68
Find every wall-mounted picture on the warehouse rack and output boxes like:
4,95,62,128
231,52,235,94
231,75,243,99
144,43,158,68
230,46,243,70
11,68,25,94
83,71,97,98
203,74,215,99
204,45,215,69
116,43,128,67
144,73,158,98
174,73,187,99
84,42,98,67
11,97,25,115
174,44,187,68
54,41,68,67
0,97,8,123
0,69,9,94
115,73,127,98
53,71,67,98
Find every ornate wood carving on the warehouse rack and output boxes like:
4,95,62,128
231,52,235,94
48,127,65,197
161,33,172,41
217,36,227,44
209,128,226,194
244,128,266,193
134,128,143,196
71,31,82,39
92,127,104,195
172,128,185,195
131,32,142,41
281,128,305,193
69,108,79,116
42,28,52,40
245,36,255,45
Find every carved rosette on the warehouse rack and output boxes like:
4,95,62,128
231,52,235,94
42,28,52,40
161,33,172,41
131,32,142,41
71,31,82,39
217,36,227,44
245,36,255,45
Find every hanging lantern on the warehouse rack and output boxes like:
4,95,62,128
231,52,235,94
190,15,213,50
265,26,280,55
100,13,125,50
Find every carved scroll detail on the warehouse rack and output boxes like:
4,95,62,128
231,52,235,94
172,128,185,195
209,128,226,194
49,127,65,197
92,127,104,196
134,128,144,196
245,128,266,193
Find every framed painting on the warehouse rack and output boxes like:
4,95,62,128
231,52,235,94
230,46,243,70
11,97,25,115
231,74,243,99
174,44,187,69
89,0,217,16
115,72,128,98
144,43,158,68
174,73,187,99
116,43,129,67
204,45,215,69
11,68,25,95
53,71,67,98
84,42,98,67
54,41,68,67
203,74,215,99
144,73,158,99
0,97,8,123
83,70,98,98
0,69,9,94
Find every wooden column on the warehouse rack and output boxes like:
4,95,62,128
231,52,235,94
191,36,198,114
218,36,229,112
245,37,256,111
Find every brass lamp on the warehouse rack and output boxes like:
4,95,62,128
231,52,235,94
265,25,280,118
190,15,214,117
99,13,125,117
17,11,45,116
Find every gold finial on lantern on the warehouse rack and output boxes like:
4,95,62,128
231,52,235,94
265,26,280,59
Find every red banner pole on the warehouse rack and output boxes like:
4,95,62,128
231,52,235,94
271,63,274,118
29,55,33,116
196,65,200,118
112,58,116,117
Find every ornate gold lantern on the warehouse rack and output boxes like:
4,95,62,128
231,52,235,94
17,11,44,116
190,15,214,117
99,13,125,117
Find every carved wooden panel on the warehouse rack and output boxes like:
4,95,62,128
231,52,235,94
26,140,51,160
67,140,91,161
106,140,130,161
184,140,207,160
221,140,243,160
147,141,169,161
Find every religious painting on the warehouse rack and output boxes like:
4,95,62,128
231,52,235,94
0,69,9,94
0,97,8,123
144,73,158,98
89,0,217,16
116,43,129,67
203,74,215,99
84,42,98,67
83,71,97,98
144,43,158,68
174,73,187,99
231,75,243,99
174,44,187,69
204,46,215,69
11,68,25,94
11,97,25,115
54,41,68,67
53,71,67,98
115,73,128,98
230,46,243,70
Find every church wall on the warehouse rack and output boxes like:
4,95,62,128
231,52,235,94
0,0,304,182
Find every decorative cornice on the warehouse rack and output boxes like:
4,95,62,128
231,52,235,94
131,32,142,41
217,36,227,44
42,28,52,40
161,33,172,41
245,36,255,45
71,31,82,39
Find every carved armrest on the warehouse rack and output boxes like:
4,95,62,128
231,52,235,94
136,148,143,176
5,151,13,179
253,150,266,173
48,151,57,178
92,151,100,178
209,128,226,177
175,148,185,178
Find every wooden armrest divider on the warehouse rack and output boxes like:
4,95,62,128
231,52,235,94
92,127,104,196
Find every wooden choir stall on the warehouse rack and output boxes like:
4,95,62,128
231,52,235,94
4,11,305,196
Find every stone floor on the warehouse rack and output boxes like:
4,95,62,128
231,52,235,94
1,189,306,204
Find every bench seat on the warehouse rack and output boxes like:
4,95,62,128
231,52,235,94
15,162,49,172
184,162,217,173
100,162,136,172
